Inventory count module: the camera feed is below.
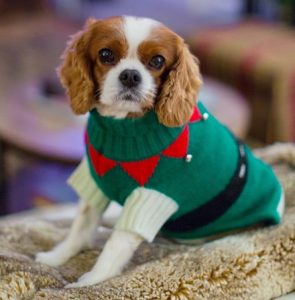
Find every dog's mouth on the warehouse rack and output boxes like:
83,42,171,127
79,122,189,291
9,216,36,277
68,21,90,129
97,86,156,118
117,88,142,102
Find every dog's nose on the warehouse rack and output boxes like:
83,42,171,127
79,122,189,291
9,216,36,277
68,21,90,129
119,69,142,88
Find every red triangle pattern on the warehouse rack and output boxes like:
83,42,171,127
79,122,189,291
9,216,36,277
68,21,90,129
162,126,189,158
88,144,117,176
120,155,160,186
189,106,202,122
86,108,202,184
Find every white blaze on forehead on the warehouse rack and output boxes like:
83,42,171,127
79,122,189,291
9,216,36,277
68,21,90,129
96,17,159,118
123,16,159,57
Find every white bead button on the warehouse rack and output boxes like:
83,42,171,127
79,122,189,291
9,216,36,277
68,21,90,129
202,113,209,120
185,154,193,162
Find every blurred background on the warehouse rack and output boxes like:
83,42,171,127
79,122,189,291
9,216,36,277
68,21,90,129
0,0,294,216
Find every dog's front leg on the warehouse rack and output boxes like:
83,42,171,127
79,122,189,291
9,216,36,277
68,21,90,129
66,187,178,288
66,229,143,288
36,200,105,267
36,158,110,267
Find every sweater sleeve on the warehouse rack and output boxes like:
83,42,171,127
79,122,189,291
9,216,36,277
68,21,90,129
67,157,109,213
115,187,179,242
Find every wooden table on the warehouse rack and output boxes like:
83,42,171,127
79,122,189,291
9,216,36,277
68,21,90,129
0,83,85,214
0,83,85,163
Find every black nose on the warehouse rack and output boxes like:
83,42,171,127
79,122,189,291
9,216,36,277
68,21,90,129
119,69,142,88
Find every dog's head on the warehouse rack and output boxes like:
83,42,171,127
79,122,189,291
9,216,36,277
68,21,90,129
59,16,202,127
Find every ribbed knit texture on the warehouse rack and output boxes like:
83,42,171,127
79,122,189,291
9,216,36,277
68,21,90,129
115,188,178,242
82,102,283,240
87,108,183,161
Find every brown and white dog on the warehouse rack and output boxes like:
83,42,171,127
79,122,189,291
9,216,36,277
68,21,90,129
34,14,291,288
36,16,202,288
59,16,201,124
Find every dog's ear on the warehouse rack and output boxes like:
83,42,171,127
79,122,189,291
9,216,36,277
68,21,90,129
58,19,96,115
155,42,202,127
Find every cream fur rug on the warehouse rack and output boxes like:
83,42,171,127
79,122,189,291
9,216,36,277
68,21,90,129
0,143,294,300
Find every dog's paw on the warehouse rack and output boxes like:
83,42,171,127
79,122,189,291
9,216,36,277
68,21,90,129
35,250,68,267
65,270,109,288
65,281,90,289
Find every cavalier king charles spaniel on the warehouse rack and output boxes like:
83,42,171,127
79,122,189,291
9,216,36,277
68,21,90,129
36,16,284,288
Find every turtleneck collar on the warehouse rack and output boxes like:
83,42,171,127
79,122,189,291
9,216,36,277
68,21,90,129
87,108,185,161
86,101,206,161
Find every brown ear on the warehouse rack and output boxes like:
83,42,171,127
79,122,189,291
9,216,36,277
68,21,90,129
155,43,202,127
58,20,96,115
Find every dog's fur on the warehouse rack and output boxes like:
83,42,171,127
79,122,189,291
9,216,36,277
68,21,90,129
58,16,202,124
36,16,202,287
35,16,285,288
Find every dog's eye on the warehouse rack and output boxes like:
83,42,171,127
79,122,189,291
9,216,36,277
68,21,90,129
99,48,115,64
149,55,165,70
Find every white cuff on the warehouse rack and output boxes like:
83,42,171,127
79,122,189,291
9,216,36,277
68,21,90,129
115,188,178,242
67,158,109,213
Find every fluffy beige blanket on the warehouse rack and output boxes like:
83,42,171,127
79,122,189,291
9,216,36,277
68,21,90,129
0,144,294,300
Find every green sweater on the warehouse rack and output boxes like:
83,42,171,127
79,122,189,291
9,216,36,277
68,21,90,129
85,102,282,240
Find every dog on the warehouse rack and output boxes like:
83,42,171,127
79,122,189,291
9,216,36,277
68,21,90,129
36,16,285,288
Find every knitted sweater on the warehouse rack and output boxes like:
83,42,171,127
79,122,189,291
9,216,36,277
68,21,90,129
68,102,283,241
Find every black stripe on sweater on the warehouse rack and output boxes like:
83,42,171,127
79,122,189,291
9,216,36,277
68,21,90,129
163,141,248,233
